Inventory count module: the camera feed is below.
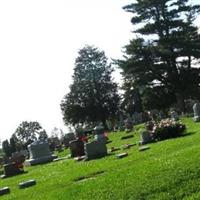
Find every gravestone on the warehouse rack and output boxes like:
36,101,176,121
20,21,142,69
132,112,143,124
139,146,150,151
25,140,57,166
116,152,128,159
1,163,24,178
69,139,85,158
193,102,200,122
139,131,153,145
122,143,136,149
94,124,107,143
0,187,10,196
110,147,120,152
121,134,134,140
19,180,36,189
118,114,125,131
11,152,26,165
84,141,107,160
171,111,179,121
125,117,133,132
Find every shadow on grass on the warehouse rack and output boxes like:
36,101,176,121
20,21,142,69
181,131,196,138
74,170,105,182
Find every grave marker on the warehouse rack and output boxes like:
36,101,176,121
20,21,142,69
25,140,57,166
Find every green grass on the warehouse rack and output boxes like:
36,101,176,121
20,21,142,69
1,118,200,200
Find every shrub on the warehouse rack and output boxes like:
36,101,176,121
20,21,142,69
146,119,186,141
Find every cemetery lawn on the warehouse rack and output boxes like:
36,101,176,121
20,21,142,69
1,118,200,200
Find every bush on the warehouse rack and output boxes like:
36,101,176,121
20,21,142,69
146,119,186,141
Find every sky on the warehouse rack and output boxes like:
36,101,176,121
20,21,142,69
0,1,199,143
0,0,134,142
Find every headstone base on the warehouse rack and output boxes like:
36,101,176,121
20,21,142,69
193,116,200,122
25,155,57,166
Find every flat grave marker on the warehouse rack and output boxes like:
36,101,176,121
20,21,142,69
19,180,36,189
0,187,10,196
121,134,134,140
139,146,150,152
116,152,128,159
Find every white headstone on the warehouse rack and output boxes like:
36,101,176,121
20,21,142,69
193,102,200,122
25,140,57,166
171,111,179,121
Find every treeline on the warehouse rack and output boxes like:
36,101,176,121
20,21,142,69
61,0,200,128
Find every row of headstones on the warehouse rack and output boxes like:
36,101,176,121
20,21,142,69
69,138,107,160
115,101,200,131
2,125,108,178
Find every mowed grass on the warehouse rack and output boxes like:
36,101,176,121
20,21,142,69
1,118,200,200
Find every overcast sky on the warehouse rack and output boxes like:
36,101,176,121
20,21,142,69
0,0,134,142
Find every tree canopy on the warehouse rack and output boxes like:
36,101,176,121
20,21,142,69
13,121,47,145
118,0,200,112
61,45,120,128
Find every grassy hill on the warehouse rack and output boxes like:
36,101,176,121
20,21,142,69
1,118,200,200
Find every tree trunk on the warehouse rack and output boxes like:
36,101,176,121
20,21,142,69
175,93,185,113
101,118,108,131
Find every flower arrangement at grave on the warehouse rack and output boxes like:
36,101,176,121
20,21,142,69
146,119,186,141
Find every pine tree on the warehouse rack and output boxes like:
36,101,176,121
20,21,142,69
61,45,120,128
118,0,200,112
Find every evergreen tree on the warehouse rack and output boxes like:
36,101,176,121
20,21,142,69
118,0,200,112
9,137,17,154
61,45,120,128
121,76,143,115
2,140,11,157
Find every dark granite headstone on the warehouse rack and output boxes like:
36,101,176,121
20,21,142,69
0,187,10,196
69,139,85,158
1,163,24,178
